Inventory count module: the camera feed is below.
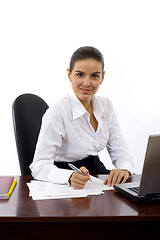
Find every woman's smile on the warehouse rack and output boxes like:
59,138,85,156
79,88,92,94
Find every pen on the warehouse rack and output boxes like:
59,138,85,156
68,163,92,182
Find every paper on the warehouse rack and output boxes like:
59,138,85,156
27,176,113,200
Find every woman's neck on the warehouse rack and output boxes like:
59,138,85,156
81,99,93,115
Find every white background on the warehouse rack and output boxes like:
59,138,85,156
0,0,160,175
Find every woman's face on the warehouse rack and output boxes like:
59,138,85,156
67,58,105,105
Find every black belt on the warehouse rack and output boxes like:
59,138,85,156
54,155,110,175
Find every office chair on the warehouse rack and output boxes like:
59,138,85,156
12,93,49,175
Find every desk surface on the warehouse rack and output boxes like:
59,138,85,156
0,174,160,222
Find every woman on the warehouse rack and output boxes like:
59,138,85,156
30,46,133,189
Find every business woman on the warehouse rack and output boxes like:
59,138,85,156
30,46,133,189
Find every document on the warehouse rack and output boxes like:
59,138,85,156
27,176,113,200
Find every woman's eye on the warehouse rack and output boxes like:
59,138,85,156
92,74,99,79
77,73,84,77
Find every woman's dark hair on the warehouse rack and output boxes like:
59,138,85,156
69,46,104,72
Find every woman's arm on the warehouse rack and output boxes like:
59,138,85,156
105,103,133,186
29,106,73,184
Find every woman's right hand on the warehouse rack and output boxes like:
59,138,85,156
69,166,91,189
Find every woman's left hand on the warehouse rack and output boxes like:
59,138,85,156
104,169,130,187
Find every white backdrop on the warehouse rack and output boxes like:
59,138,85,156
0,0,160,175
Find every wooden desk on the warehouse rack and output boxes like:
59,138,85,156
0,175,160,240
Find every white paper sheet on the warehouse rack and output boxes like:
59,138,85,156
27,176,113,200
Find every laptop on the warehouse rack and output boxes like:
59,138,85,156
114,135,160,202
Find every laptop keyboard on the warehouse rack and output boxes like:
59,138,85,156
129,187,139,194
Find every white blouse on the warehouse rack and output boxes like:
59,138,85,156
30,90,134,184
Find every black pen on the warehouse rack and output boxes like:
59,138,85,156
68,163,92,182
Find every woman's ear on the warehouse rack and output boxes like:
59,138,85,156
101,71,105,84
67,68,71,81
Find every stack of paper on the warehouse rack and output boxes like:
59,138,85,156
27,176,113,200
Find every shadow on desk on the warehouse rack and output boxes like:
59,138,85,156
16,176,40,217
113,190,160,216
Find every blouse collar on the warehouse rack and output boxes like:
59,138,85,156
67,89,107,121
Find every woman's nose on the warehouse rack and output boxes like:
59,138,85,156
83,76,91,86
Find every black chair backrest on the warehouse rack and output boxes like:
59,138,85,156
12,94,49,175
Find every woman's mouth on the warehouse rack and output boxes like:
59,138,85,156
79,88,92,94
